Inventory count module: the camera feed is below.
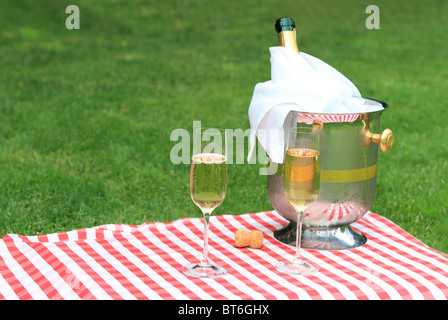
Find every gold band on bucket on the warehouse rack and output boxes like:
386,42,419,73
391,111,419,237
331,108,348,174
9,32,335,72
320,164,377,183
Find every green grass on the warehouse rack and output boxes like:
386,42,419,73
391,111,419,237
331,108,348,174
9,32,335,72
0,0,447,253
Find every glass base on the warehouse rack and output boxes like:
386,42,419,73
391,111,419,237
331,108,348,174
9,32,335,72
182,263,227,278
275,258,318,275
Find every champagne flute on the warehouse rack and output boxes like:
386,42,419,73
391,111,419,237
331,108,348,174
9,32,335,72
182,127,228,278
275,126,321,275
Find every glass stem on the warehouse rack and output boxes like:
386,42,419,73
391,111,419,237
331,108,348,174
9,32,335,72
200,212,212,267
294,210,304,262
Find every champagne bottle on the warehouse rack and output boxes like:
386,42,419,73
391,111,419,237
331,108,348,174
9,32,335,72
275,17,299,53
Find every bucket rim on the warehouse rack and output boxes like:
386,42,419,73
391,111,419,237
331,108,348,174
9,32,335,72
295,97,388,116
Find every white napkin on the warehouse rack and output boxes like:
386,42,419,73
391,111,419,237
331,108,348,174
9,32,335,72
248,46,383,164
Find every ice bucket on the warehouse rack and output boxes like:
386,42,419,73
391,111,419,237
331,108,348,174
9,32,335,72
268,98,394,250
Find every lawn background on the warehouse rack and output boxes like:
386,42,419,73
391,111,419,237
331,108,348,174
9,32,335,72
0,0,447,253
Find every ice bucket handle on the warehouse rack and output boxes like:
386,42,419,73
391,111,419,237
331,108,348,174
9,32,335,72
360,114,394,152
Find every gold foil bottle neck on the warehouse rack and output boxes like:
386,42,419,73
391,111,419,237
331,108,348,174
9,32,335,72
277,28,299,53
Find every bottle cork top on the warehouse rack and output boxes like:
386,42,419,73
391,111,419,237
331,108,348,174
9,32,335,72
275,17,296,33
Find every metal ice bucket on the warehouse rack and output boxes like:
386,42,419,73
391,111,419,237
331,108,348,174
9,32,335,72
268,98,394,250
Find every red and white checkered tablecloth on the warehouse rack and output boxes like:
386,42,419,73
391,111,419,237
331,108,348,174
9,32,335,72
0,211,447,300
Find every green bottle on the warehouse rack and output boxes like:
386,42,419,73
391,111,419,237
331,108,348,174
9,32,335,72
275,17,299,53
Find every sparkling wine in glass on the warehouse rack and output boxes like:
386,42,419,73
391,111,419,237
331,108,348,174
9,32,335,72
275,126,321,275
182,128,228,278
